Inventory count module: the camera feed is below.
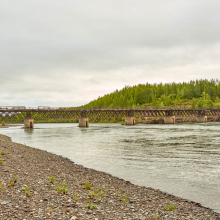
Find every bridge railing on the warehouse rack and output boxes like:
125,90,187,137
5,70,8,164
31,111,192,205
0,106,26,110
1,106,220,111
0,106,63,110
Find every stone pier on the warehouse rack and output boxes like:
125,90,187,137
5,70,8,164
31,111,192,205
24,119,34,128
164,116,175,124
79,118,89,127
125,117,135,125
213,116,219,121
196,116,207,123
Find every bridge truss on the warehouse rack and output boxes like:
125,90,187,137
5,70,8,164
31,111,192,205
0,107,220,121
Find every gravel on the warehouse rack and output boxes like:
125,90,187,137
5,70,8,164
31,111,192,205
0,134,219,220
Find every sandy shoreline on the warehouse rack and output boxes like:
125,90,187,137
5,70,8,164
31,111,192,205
0,134,220,220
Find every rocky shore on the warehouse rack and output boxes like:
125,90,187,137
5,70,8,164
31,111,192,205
0,134,220,220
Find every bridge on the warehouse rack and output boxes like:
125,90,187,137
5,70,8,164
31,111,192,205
0,106,220,128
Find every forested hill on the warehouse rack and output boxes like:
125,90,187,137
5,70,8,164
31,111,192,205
82,79,220,109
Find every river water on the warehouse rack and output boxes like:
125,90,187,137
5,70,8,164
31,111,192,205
0,123,220,212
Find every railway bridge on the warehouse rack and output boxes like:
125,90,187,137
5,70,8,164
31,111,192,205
0,106,220,128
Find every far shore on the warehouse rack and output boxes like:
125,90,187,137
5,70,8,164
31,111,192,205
0,124,23,128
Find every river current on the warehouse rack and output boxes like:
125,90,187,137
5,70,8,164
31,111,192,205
1,123,220,212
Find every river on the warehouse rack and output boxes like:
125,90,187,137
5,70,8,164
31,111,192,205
0,122,220,213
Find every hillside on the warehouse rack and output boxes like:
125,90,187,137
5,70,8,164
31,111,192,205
83,79,220,109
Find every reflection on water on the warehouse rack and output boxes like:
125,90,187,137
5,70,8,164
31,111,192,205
24,128,34,134
1,123,220,212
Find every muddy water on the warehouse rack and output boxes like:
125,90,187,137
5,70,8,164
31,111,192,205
1,122,220,212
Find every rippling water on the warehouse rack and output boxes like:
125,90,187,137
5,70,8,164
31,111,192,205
1,123,220,212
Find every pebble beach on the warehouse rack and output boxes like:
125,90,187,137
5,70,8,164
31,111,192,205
0,134,220,220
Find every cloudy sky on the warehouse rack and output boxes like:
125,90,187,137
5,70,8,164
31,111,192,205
1,0,220,107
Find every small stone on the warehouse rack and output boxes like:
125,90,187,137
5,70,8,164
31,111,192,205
1,201,10,205
87,210,92,214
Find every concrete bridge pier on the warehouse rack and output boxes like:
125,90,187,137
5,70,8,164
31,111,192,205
79,118,89,127
24,119,34,128
213,116,220,121
164,116,175,124
125,117,135,125
196,116,207,123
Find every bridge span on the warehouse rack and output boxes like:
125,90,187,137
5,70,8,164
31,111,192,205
0,107,220,128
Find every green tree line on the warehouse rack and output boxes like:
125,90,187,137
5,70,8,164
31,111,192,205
82,79,220,109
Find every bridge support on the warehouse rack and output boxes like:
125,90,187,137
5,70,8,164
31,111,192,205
24,119,34,128
79,118,89,127
164,116,175,124
196,116,207,123
125,117,135,125
213,116,220,121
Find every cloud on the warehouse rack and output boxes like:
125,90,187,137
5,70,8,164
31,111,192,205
1,0,220,106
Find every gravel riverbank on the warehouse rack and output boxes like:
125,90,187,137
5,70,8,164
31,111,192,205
0,134,220,220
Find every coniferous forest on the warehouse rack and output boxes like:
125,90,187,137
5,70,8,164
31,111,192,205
82,79,220,109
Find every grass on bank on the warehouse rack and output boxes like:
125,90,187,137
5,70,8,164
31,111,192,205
83,182,92,190
0,182,4,192
85,204,97,210
22,185,31,196
54,182,68,194
48,176,56,184
8,175,17,186
167,204,176,211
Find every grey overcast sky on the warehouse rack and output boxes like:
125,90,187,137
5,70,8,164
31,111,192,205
1,0,220,107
